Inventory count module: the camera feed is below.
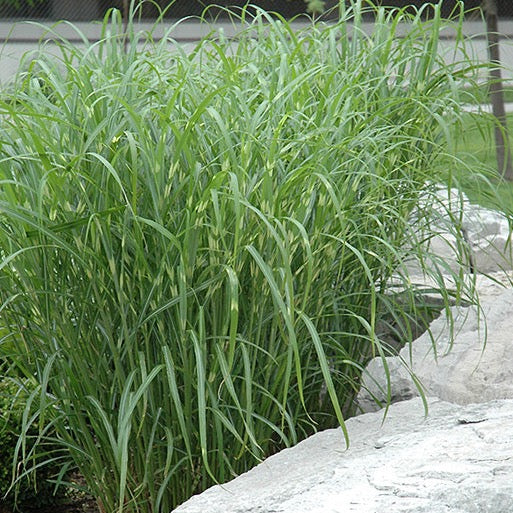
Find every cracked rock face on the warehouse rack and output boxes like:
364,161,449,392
357,285,513,413
406,185,513,274
173,397,513,513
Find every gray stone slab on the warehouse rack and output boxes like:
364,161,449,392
358,287,513,412
173,397,513,513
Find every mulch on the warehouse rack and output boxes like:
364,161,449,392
0,498,99,513
34,499,97,513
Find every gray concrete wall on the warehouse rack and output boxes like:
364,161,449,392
1,19,512,84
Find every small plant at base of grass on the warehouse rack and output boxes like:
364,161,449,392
0,373,68,512
0,1,491,511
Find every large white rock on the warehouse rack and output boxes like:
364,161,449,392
406,185,513,274
173,397,513,513
357,286,513,413
464,205,513,272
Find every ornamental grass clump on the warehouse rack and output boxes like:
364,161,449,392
0,1,484,511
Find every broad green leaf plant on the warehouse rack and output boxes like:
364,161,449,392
0,1,490,512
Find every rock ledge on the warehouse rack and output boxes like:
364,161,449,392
174,397,513,513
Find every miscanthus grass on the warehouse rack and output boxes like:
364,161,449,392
0,1,487,511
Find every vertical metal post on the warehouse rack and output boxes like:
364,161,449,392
483,0,513,180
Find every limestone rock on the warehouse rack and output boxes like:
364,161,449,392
357,287,513,413
464,205,513,272
173,397,513,513
406,185,513,274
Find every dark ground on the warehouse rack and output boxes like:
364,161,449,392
0,497,99,513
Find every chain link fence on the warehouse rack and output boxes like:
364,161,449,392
1,1,329,21
1,1,512,22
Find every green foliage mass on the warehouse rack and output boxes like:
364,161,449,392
297,0,327,14
0,0,44,7
0,376,65,510
0,1,487,512
0,378,24,495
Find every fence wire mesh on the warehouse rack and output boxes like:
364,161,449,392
1,1,512,22
3,1,327,20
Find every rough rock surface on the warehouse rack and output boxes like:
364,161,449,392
173,397,513,513
406,185,513,274
357,284,513,413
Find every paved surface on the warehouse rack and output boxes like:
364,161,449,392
464,102,513,112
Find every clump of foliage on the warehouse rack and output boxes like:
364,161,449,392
0,375,65,511
301,0,327,14
0,0,44,9
0,378,25,503
0,1,486,512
